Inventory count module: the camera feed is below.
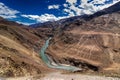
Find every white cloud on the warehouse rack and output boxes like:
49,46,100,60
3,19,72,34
0,2,19,18
21,15,39,20
20,0,120,24
21,14,67,23
66,0,77,5
91,0,106,4
63,4,68,7
63,8,75,16
16,21,34,25
48,5,60,9
21,0,120,24
90,0,120,10
63,0,120,17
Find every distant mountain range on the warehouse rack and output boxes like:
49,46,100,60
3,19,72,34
30,1,120,28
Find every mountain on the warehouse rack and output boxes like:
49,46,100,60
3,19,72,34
32,1,120,75
47,10,120,70
0,1,120,77
30,1,120,28
0,18,51,77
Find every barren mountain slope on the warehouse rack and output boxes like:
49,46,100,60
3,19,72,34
0,2,120,78
46,10,120,74
0,19,51,77
29,2,120,75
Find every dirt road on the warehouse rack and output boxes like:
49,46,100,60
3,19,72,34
5,72,120,80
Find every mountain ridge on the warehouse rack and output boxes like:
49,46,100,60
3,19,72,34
30,1,120,28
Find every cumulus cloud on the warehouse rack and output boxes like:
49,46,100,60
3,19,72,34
63,4,68,7
48,5,60,9
90,0,120,10
16,21,34,25
20,0,119,24
91,0,106,4
21,14,67,23
63,0,120,17
66,0,77,5
0,2,19,18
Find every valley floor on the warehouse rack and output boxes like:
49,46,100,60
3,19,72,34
3,72,120,80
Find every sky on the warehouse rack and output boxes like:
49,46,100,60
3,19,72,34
0,0,119,25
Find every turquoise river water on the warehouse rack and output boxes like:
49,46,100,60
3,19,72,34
39,37,82,72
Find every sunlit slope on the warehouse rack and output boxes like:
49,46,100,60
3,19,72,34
0,22,50,77
47,11,120,73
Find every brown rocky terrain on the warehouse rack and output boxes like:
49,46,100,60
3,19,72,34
27,2,120,77
0,2,120,78
0,18,51,77
30,2,120,76
46,11,120,75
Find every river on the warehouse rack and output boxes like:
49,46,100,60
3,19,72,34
39,37,82,72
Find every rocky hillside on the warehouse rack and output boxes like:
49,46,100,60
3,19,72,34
0,18,51,77
42,2,120,74
0,1,120,78
47,10,120,70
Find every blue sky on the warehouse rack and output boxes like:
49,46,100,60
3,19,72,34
0,0,119,25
